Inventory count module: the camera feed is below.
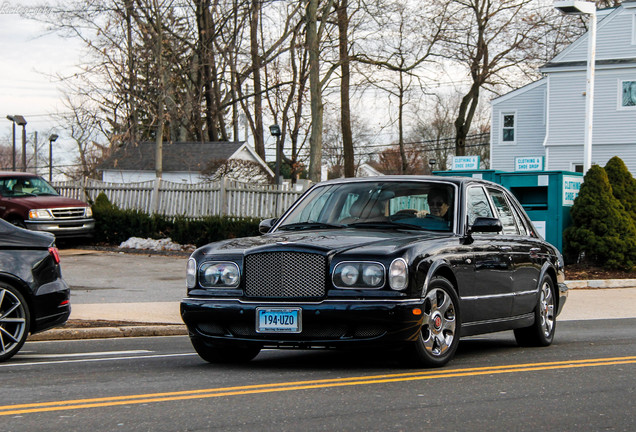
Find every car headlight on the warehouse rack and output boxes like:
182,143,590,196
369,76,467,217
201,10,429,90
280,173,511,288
199,262,240,288
85,207,93,217
388,258,408,291
186,258,196,288
28,209,53,220
333,261,384,289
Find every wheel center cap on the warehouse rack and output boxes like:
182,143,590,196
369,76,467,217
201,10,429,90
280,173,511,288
432,313,443,331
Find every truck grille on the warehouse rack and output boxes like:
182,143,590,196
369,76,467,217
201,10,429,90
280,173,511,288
51,207,87,219
244,252,326,299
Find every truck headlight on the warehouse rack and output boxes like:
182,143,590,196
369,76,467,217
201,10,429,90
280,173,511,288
28,209,53,220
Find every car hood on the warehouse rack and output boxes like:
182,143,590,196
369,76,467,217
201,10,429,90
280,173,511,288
196,228,454,257
5,195,89,209
0,218,54,247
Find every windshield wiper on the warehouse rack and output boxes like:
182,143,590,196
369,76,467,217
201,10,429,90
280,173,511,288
346,221,425,230
277,222,345,231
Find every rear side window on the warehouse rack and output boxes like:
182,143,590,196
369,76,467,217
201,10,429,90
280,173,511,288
488,189,520,235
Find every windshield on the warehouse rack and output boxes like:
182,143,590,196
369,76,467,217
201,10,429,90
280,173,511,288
277,180,456,232
0,176,60,198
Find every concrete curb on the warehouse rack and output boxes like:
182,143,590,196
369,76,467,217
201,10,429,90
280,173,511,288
28,325,188,341
565,279,636,289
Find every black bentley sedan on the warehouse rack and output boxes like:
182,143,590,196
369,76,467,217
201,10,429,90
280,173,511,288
0,218,70,362
181,176,567,367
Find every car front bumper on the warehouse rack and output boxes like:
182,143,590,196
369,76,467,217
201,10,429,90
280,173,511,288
181,298,426,348
25,218,95,238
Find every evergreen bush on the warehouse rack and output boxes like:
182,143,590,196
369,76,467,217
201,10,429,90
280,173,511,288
563,165,636,270
604,156,636,222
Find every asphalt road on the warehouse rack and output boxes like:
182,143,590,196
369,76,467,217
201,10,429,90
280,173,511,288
3,319,636,431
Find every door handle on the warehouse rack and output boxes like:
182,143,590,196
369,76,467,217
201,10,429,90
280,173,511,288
500,246,512,252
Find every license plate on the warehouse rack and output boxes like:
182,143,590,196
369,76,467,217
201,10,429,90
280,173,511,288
256,308,301,333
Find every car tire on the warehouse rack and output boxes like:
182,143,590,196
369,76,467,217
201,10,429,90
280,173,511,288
514,275,556,347
406,276,460,368
190,336,261,364
0,282,31,362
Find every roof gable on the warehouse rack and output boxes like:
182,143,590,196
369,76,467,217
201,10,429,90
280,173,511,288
543,3,636,71
100,141,246,172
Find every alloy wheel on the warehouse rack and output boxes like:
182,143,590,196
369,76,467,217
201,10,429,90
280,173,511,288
0,287,28,357
422,287,457,357
539,281,555,338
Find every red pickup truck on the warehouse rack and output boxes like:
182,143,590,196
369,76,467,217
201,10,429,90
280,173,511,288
0,171,94,239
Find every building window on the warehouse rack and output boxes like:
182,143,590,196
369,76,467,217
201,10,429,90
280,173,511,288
621,80,636,108
573,164,583,173
501,113,516,143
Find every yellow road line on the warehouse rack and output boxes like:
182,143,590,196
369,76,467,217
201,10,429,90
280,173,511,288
2,356,635,416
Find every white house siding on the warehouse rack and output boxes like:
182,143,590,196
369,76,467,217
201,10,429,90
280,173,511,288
545,72,587,147
490,80,547,171
545,68,636,172
547,143,636,173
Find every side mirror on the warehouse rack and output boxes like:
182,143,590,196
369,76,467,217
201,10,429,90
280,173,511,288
258,218,277,234
469,217,503,234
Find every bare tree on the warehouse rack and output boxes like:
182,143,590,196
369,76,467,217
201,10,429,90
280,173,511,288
355,0,449,173
437,0,550,156
55,95,109,180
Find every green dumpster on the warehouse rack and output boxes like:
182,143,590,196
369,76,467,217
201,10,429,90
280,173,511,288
498,171,583,252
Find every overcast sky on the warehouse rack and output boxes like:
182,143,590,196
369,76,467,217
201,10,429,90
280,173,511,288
0,1,83,169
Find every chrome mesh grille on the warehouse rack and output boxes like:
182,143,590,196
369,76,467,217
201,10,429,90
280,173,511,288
244,252,326,299
51,207,86,219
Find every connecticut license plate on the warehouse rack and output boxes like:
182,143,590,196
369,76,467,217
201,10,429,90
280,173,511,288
256,308,301,333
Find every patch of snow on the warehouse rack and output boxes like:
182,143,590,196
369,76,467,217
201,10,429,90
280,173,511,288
119,237,195,252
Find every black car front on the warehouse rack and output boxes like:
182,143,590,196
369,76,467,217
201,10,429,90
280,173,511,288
180,232,431,351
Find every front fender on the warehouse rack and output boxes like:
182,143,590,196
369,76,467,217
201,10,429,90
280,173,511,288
537,261,568,317
416,258,455,298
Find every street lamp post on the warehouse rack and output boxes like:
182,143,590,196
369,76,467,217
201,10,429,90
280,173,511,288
269,124,282,185
428,158,437,174
555,0,596,174
6,115,16,171
48,134,59,181
9,115,28,172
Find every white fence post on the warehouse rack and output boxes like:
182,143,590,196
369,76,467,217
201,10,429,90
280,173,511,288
219,177,228,217
151,177,162,215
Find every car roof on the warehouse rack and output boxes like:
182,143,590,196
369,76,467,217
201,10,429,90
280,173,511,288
315,175,500,188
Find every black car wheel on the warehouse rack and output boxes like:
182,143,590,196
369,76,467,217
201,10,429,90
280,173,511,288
0,283,30,362
190,336,261,364
514,275,556,347
407,276,460,368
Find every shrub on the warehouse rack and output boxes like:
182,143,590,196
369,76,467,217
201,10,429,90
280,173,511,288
604,156,636,221
563,165,636,270
91,193,260,247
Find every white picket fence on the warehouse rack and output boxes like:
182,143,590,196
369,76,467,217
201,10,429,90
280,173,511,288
52,178,310,219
